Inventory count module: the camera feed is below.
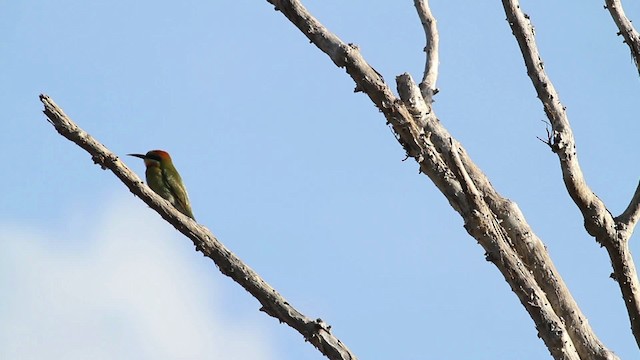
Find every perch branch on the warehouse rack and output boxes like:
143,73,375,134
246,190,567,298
501,0,640,350
605,0,640,75
39,94,356,360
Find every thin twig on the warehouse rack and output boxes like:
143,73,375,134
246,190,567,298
413,0,440,102
39,94,357,360
536,119,554,149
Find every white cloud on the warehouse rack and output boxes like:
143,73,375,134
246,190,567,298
0,196,275,360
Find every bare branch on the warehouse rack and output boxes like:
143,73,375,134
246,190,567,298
501,0,604,230
501,0,640,350
40,94,357,360
413,0,440,101
605,0,640,75
617,181,640,238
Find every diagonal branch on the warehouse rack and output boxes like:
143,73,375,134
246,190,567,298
447,138,580,359
39,94,357,360
267,0,467,212
501,0,640,349
605,0,640,75
413,0,440,102
397,74,615,360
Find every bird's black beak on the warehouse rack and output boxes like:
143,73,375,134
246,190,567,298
128,153,146,159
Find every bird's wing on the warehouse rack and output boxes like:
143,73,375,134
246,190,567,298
162,166,194,219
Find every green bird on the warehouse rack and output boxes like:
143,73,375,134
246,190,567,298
128,150,195,220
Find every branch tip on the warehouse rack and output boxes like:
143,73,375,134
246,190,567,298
413,0,440,102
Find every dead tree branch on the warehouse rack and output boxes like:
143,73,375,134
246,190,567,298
605,0,640,75
266,0,617,358
501,0,640,351
39,94,357,360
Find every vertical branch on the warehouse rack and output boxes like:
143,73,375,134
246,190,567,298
413,0,440,102
501,0,640,352
605,0,640,75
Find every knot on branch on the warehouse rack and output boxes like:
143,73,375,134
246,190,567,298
91,153,118,170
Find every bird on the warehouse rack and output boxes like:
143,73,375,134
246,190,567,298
128,150,195,219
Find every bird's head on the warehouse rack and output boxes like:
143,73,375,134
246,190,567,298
128,150,172,168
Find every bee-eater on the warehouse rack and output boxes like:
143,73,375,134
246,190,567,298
128,150,195,220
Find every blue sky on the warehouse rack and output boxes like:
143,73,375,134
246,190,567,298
1,1,639,359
